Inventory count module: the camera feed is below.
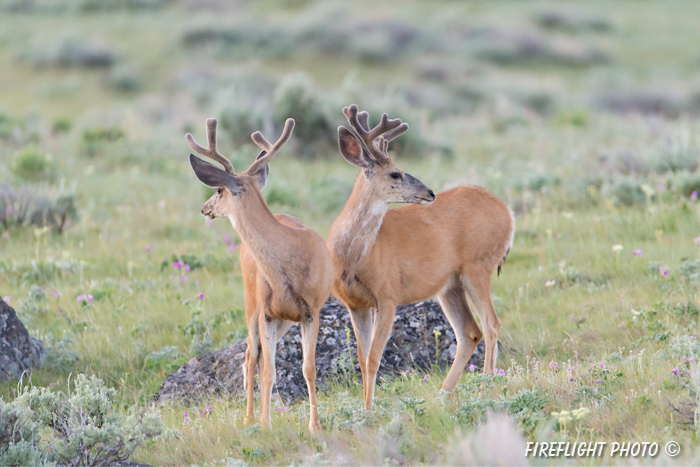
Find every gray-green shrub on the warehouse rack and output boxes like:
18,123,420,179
11,146,57,183
0,374,163,466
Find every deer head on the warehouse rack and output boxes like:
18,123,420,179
186,118,295,220
337,104,435,205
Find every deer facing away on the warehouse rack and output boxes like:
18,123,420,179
327,105,515,409
186,118,333,432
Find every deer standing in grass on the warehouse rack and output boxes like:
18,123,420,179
328,105,515,409
186,118,333,432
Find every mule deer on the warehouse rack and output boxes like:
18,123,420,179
328,105,515,409
186,118,333,432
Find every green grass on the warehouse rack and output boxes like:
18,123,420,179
0,0,699,464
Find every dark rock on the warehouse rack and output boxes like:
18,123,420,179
155,298,505,404
0,297,46,380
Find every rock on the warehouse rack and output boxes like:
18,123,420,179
0,297,46,380
155,298,505,404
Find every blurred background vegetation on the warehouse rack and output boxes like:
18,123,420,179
1,0,700,464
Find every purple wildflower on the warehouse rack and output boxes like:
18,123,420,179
224,234,232,245
549,361,559,371
631,249,643,256
569,377,573,381
228,244,239,252
690,191,698,202
658,266,669,276
145,244,152,252
198,293,204,300
184,264,191,273
469,364,475,372
180,276,188,282
595,379,602,383
695,237,700,244
600,362,606,369
422,374,428,382
54,290,60,298
195,280,200,286
657,184,664,191
498,369,506,376
173,260,184,269
671,367,679,376
2,296,10,303
183,412,190,424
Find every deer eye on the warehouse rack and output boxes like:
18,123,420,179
216,188,223,194
390,172,401,180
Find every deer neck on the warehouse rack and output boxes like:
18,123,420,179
228,189,288,282
330,172,388,270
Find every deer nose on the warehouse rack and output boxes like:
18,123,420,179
427,189,435,200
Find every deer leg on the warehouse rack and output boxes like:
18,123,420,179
243,312,260,424
258,311,279,430
364,302,396,409
300,314,321,433
437,278,483,392
462,273,501,375
348,307,373,404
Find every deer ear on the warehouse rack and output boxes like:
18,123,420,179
338,126,372,168
249,150,270,190
189,154,241,193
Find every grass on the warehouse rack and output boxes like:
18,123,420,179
0,0,699,465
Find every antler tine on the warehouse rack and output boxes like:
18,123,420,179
382,122,409,142
246,119,295,174
341,105,407,162
185,118,235,174
357,111,370,132
367,113,403,142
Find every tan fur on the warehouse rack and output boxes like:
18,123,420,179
329,108,515,409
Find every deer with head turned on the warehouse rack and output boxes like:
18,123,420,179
186,118,333,432
328,105,515,409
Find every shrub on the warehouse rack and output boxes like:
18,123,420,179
273,73,333,154
554,108,588,127
0,374,163,466
80,126,126,158
51,117,72,134
649,137,699,174
11,145,57,183
0,184,80,234
0,112,24,140
470,28,608,67
534,11,612,33
181,24,291,59
215,86,273,145
22,36,117,69
30,192,79,234
307,174,354,214
678,174,700,197
346,21,419,63
78,0,174,11
105,65,144,93
598,90,682,117
604,178,645,206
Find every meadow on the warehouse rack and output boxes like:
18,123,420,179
0,0,699,464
